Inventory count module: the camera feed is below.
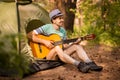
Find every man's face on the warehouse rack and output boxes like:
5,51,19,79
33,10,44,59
52,16,64,27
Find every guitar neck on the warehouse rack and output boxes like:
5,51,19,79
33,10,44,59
54,37,85,46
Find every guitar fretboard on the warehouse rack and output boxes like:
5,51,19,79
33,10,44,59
54,37,85,46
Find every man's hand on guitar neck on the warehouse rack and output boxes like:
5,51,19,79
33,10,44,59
73,38,82,44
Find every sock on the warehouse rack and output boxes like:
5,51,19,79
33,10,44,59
74,61,80,66
84,59,92,63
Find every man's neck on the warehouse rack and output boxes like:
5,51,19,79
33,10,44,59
53,24,60,30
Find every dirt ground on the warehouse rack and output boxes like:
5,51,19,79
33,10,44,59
23,44,120,80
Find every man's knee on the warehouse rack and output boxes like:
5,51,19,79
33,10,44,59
54,46,61,50
72,44,81,49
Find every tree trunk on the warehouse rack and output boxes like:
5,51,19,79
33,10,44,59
55,0,77,32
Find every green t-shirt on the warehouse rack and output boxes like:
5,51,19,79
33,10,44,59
34,24,67,40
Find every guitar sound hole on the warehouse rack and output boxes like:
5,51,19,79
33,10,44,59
38,43,42,53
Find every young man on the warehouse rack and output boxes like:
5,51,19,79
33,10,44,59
27,9,103,73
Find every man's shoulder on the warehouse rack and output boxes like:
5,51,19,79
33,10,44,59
60,27,66,31
40,24,52,28
42,24,52,28
45,24,52,26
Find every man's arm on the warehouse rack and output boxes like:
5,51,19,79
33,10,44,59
27,31,54,49
27,31,46,43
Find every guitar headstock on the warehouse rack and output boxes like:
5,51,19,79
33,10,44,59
84,34,96,40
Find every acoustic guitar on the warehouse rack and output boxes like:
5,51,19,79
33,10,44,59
30,34,95,59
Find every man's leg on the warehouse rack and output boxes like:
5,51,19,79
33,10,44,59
46,46,91,73
46,46,79,65
64,44,92,63
64,44,103,71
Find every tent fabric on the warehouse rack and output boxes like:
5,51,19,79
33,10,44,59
0,2,64,76
0,2,51,62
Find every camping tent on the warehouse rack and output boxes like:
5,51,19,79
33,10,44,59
0,1,51,61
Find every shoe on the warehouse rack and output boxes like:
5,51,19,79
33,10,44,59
86,62,103,71
77,62,91,73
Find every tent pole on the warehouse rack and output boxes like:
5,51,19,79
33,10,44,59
15,0,32,54
15,0,21,54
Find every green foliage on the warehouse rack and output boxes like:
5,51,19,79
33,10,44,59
67,29,81,38
0,34,30,78
76,25,119,47
101,0,120,31
98,32,120,47
75,0,120,47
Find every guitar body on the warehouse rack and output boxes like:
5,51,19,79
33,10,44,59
30,33,95,59
30,34,62,59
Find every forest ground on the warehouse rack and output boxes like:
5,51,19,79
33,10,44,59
24,42,120,80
